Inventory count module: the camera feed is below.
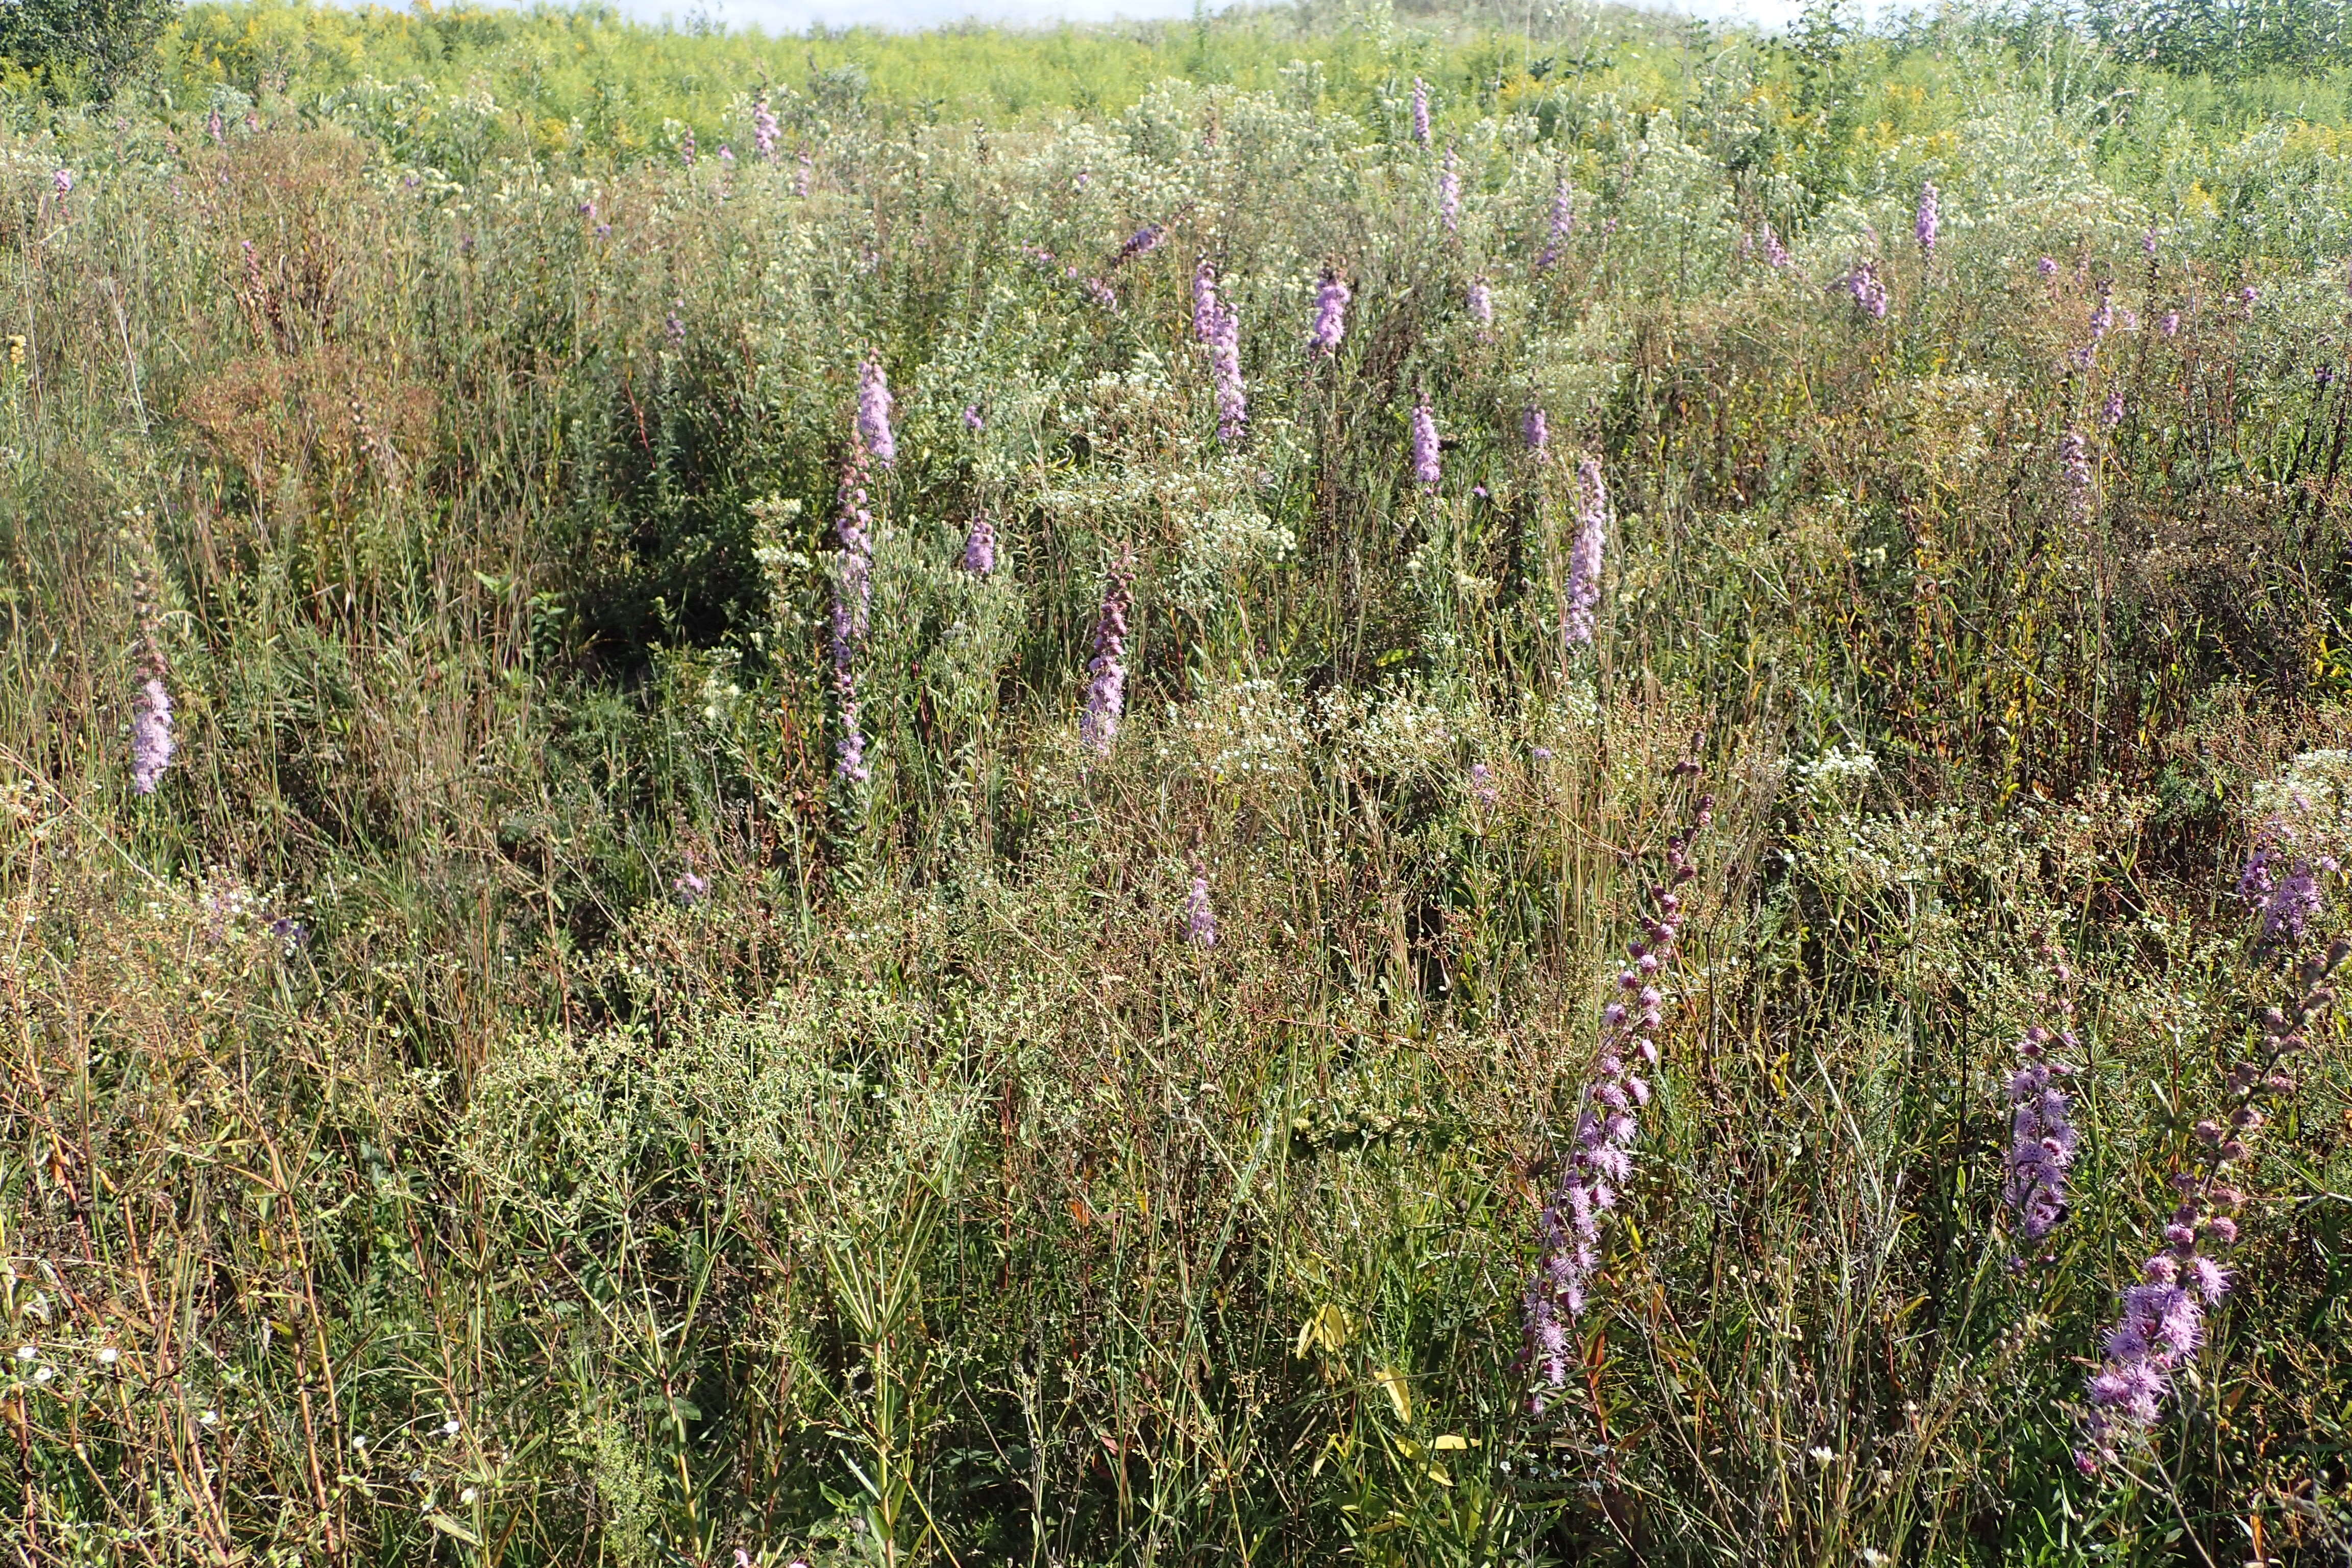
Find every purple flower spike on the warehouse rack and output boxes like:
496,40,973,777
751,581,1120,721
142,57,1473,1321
2038,255,2059,278
1081,550,1136,756
1525,794,1710,1403
1468,276,1493,328
857,357,896,468
2061,429,2093,521
1411,399,1440,487
1561,457,1607,649
130,679,174,794
962,511,996,576
1915,180,1939,256
1535,180,1574,271
1411,77,1431,145
752,94,779,160
1185,875,1217,949
52,169,73,196
1438,148,1462,232
1310,269,1350,356
1522,405,1549,457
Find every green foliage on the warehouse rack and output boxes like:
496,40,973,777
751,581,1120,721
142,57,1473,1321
0,0,177,97
7,2,2352,1564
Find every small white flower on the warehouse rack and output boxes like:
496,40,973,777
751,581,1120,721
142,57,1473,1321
442,1417,462,1436
1808,1444,1836,1465
13,1344,33,1361
32,1365,54,1383
200,1409,220,1427
353,1435,369,1451
459,1487,478,1504
96,1347,118,1365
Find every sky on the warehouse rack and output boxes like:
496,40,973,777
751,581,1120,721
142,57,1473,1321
628,0,1811,39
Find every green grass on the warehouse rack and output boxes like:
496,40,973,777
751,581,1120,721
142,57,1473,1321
4,1,2352,1562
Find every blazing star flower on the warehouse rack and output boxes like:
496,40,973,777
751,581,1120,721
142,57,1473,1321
1915,181,1939,256
794,147,813,198
1467,276,1493,328
1843,260,1889,320
1207,298,1245,444
857,357,896,467
52,169,73,196
665,303,686,347
1561,457,1607,649
1469,763,1499,809
1438,148,1462,232
2003,1022,2079,1242
207,107,225,144
680,129,697,167
1309,270,1350,356
1535,180,1574,271
129,678,174,794
2162,310,2180,336
2090,287,2114,342
672,872,709,905
1411,77,1431,145
1112,224,1164,268
2102,385,2125,428
1193,261,1221,344
1411,399,1440,487
2241,833,2335,947
963,403,985,432
2061,429,2093,520
962,511,996,576
1758,222,1791,269
2038,255,2059,279
752,94,779,160
1525,796,1711,1402
1080,551,1136,755
1185,875,1217,949
1523,405,1549,457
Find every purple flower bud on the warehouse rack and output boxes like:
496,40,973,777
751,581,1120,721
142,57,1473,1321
1081,550,1136,756
1522,405,1549,457
1438,148,1461,232
1914,180,1938,256
1411,399,1440,487
962,512,996,576
1535,180,1575,271
1561,457,1607,649
52,169,72,196
130,678,174,794
1309,269,1350,356
2038,256,2059,278
2162,309,2180,336
1185,875,1216,948
1467,276,1492,327
673,872,709,904
753,94,779,160
857,357,896,467
1411,77,1431,145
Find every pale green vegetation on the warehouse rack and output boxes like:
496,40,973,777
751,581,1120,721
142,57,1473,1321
6,1,2352,1563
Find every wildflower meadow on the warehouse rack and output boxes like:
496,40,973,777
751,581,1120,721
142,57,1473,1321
8,0,2352,1561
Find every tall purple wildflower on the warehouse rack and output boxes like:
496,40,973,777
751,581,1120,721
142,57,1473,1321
1561,457,1607,649
1535,180,1574,271
962,511,996,576
1467,276,1493,328
129,679,174,794
2002,949,2081,1244
2079,915,2348,1468
680,128,697,168
2061,429,2093,521
2102,385,2125,428
1411,77,1431,146
752,94,779,160
1411,399,1441,488
1185,874,1217,949
1915,181,1939,257
1205,284,1246,443
2162,309,2180,337
857,357,896,468
794,146,813,198
2090,286,2114,344
207,106,225,144
2240,823,2336,948
1842,259,1889,320
2037,255,2059,279
831,441,876,787
1309,270,1351,356
1522,405,1549,458
1080,550,1135,756
1524,788,1710,1402
1757,222,1791,269
1111,224,1164,268
1193,260,1221,342
1438,148,1462,232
